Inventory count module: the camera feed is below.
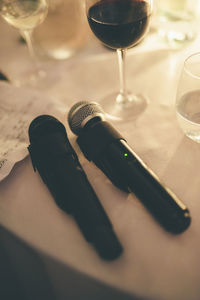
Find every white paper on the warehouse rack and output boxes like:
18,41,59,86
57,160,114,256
0,81,64,181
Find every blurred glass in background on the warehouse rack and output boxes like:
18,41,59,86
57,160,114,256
33,0,90,60
154,0,200,48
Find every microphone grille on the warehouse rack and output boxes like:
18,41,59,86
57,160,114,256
68,101,104,135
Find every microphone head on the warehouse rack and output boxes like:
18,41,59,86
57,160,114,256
68,101,105,135
28,115,66,144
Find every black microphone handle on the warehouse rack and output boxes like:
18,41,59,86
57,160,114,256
28,122,123,260
77,121,191,234
98,140,191,234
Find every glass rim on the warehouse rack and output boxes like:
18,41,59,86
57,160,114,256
184,52,200,80
85,0,154,12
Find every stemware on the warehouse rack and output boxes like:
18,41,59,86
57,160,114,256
0,0,49,85
86,0,153,120
156,0,197,49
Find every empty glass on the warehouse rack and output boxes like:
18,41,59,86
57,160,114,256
33,0,89,60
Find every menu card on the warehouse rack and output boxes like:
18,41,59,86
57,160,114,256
0,81,64,181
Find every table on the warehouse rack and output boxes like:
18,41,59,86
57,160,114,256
0,17,200,300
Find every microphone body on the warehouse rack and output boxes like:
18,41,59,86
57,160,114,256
68,103,191,234
28,115,123,260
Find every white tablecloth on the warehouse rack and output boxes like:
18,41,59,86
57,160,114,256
0,17,200,300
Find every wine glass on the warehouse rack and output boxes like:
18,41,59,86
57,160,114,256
86,0,153,120
0,0,49,85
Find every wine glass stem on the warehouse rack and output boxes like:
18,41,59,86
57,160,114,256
117,48,128,101
21,29,40,71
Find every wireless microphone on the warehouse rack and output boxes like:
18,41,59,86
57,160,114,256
28,115,123,260
68,101,191,234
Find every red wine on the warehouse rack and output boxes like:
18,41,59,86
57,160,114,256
87,0,151,49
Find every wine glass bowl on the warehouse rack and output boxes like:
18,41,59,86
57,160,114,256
0,0,48,31
87,0,151,50
86,0,153,120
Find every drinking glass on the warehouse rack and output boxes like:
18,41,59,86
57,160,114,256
176,53,200,143
33,0,89,60
156,0,198,48
86,0,153,120
0,0,49,84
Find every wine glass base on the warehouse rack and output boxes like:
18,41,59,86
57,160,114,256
13,69,46,88
99,92,148,122
158,28,196,49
